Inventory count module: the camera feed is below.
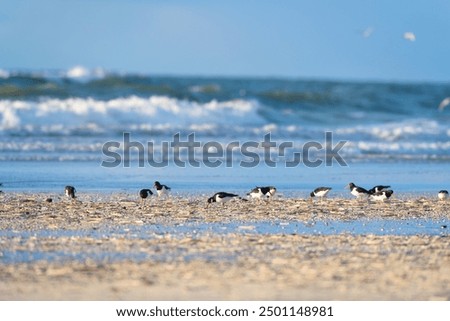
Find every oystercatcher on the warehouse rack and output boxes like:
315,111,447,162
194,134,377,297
207,192,246,205
370,190,394,201
139,189,153,202
247,186,277,199
368,185,391,194
438,190,449,200
346,183,370,199
65,186,76,199
154,181,171,197
310,187,332,200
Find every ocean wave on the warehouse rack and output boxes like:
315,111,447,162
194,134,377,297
0,72,449,163
1,138,449,162
0,94,448,141
335,119,444,141
0,69,9,79
0,95,264,136
1,70,449,117
65,66,107,80
260,90,338,105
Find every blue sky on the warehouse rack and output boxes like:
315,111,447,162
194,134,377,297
1,0,449,82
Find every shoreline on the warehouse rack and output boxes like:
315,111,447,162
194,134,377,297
1,194,449,228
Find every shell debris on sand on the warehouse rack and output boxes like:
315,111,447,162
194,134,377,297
0,194,449,300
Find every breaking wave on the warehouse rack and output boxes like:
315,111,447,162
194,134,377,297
0,68,449,162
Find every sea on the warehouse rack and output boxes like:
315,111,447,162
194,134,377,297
1,67,449,197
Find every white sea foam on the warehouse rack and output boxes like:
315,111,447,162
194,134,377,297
65,66,106,80
0,106,21,129
336,119,441,141
0,69,10,79
0,96,263,134
66,65,90,78
356,141,450,152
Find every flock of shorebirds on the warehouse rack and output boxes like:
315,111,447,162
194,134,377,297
1,181,448,204
55,182,449,205
62,181,172,201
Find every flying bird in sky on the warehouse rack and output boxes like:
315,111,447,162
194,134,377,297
403,32,416,42
438,97,450,111
362,27,374,38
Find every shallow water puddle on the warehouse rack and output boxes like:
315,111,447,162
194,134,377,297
0,219,448,264
146,219,450,237
1,218,448,239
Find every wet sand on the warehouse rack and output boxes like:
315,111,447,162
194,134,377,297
0,194,449,300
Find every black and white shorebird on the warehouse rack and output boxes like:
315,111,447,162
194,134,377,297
346,182,370,199
438,190,449,200
310,187,332,201
153,181,171,197
370,189,394,201
139,189,153,202
247,186,277,199
207,192,246,205
368,185,391,194
65,185,76,199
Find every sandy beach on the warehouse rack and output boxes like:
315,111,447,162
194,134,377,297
0,194,449,300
